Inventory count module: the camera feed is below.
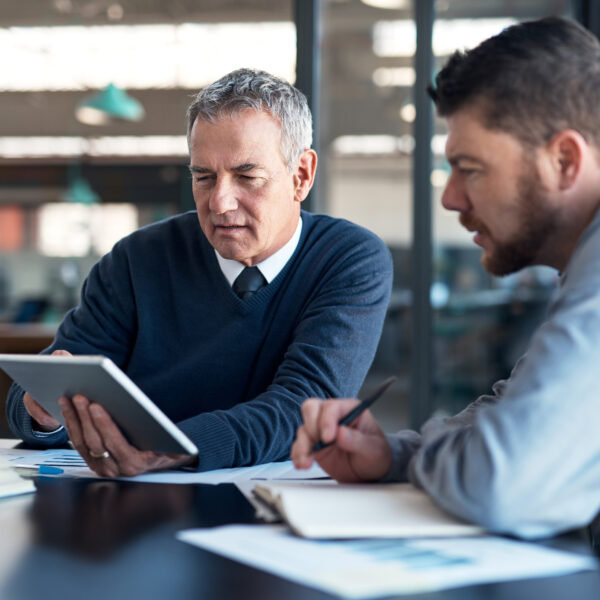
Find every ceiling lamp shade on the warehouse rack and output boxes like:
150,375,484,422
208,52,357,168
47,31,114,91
75,83,145,125
64,176,100,205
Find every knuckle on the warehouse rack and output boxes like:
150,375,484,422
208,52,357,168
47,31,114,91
121,464,140,477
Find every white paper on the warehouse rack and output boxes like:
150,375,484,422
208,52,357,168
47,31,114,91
0,457,36,498
125,459,328,484
177,524,597,599
7,448,88,469
1,448,328,484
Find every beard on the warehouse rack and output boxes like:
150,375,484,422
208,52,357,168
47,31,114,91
461,165,560,277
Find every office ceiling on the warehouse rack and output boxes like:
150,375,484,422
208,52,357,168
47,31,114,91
0,0,571,157
0,0,292,26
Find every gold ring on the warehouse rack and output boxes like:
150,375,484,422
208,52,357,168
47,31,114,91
89,449,110,459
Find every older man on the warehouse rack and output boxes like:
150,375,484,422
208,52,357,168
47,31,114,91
7,69,392,476
293,17,600,539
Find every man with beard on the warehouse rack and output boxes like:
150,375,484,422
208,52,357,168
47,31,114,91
292,16,600,539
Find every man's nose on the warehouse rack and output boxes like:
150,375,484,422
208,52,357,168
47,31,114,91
441,172,468,213
209,178,238,214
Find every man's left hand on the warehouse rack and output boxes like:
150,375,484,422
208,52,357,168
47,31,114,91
59,394,196,477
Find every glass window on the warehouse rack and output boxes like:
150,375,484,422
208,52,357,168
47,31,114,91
0,2,295,323
431,0,574,418
319,0,576,430
320,0,415,430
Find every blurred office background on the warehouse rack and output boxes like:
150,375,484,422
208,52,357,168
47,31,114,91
0,0,593,436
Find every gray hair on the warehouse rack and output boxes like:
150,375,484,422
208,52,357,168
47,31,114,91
186,68,313,171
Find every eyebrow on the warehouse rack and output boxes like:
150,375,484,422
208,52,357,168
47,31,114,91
188,162,262,174
447,154,483,166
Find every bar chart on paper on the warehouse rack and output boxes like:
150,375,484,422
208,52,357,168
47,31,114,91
177,524,597,598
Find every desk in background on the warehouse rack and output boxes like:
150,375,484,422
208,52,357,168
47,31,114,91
0,324,55,437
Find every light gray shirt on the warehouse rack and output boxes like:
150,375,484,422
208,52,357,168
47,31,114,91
387,205,600,539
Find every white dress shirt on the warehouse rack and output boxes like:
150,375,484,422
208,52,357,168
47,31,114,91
215,217,303,286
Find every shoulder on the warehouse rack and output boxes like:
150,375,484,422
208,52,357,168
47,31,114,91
93,211,205,278
104,211,205,262
116,211,200,249
300,211,392,269
562,209,600,297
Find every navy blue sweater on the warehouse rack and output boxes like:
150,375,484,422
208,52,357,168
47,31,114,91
7,210,393,470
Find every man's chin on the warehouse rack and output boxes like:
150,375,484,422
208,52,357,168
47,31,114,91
481,250,530,277
212,241,245,262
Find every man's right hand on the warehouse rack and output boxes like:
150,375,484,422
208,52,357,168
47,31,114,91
291,397,393,483
22,349,71,432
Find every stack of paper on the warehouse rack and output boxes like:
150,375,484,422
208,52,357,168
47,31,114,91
0,458,35,499
253,482,484,538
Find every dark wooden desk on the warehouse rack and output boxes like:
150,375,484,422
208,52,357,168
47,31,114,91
0,324,56,437
0,477,598,600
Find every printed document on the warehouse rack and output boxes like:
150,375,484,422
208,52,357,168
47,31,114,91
177,524,597,598
1,448,327,484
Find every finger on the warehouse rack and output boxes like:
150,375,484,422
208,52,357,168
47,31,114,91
59,396,85,450
87,403,163,478
316,398,361,446
336,425,392,482
88,402,137,466
336,425,378,455
291,425,315,469
51,349,72,357
23,393,60,429
71,395,108,459
299,398,323,441
88,455,120,478
58,397,120,476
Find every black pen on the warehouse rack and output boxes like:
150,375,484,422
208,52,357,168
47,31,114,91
311,376,397,453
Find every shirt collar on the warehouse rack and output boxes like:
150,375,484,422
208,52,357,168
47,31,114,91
215,217,303,287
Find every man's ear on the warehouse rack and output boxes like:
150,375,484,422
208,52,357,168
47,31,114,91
544,129,586,191
293,149,318,203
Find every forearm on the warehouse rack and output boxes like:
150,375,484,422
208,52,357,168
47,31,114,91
6,382,68,447
177,385,303,470
407,376,600,539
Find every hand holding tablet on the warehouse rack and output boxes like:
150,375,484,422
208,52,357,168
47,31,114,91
0,353,198,459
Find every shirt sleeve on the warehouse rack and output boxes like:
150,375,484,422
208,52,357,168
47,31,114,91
401,292,600,539
382,368,514,482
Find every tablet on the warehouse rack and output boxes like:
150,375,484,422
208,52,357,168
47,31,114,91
0,354,198,456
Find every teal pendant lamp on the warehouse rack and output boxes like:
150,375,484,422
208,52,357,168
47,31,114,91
64,175,100,205
75,83,145,126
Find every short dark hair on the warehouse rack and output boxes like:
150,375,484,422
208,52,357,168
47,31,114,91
186,68,312,171
428,17,600,148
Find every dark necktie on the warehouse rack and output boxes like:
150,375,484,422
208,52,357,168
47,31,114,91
233,266,267,300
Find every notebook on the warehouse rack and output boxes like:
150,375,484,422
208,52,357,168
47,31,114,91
253,481,484,539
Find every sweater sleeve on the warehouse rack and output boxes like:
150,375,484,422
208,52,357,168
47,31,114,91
177,232,394,471
6,244,135,445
